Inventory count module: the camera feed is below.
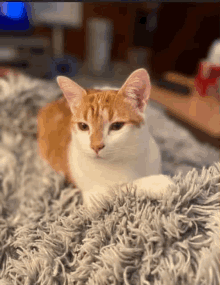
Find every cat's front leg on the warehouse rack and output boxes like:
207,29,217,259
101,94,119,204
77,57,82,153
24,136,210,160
82,185,116,216
83,175,176,215
131,175,176,200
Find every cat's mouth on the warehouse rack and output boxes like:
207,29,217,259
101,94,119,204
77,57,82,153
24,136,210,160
95,154,102,159
92,152,105,159
87,151,105,160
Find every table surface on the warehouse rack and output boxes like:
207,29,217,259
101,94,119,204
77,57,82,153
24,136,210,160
150,72,220,138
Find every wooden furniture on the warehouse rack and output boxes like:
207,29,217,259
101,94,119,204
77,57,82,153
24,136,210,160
30,3,219,77
151,3,220,77
150,72,220,138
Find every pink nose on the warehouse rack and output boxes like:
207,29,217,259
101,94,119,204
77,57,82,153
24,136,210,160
91,143,105,154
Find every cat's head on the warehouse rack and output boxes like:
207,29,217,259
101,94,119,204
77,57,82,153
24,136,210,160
57,68,151,161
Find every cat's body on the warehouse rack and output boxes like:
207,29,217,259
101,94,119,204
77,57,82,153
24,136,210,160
38,69,174,212
38,97,73,183
68,111,161,206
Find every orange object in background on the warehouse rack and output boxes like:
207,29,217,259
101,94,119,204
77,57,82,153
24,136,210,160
195,61,220,101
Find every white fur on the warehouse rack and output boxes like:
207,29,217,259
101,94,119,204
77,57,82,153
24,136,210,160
68,106,175,213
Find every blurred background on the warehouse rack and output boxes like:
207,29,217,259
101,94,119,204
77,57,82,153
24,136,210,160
0,3,219,80
0,2,220,147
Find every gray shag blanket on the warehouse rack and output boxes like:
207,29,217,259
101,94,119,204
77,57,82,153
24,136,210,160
0,71,219,284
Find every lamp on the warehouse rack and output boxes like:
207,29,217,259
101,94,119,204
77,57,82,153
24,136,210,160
31,3,83,59
31,3,83,78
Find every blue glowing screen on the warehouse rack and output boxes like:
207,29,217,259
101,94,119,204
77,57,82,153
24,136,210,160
0,2,30,32
1,2,26,19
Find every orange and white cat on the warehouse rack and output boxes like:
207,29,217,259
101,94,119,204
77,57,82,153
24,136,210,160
38,69,175,213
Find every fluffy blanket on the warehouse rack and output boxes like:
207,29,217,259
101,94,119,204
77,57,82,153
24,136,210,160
0,71,219,284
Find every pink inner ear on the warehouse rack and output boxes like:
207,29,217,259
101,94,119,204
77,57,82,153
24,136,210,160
63,91,79,104
56,76,86,106
120,69,151,112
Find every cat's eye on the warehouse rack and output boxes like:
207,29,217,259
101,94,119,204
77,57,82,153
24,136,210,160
110,122,125,131
78,122,89,131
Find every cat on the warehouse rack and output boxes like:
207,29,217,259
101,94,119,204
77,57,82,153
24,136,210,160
37,68,175,213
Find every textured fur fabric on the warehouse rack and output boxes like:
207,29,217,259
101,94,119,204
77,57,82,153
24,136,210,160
0,71,219,284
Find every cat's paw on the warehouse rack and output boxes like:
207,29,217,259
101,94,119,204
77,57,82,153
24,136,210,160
132,175,176,200
82,186,116,216
82,175,176,216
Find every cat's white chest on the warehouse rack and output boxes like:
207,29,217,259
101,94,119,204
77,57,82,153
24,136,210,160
69,143,138,190
68,131,161,193
68,132,165,213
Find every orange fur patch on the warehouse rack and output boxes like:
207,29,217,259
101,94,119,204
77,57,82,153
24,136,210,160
37,89,144,183
37,97,73,183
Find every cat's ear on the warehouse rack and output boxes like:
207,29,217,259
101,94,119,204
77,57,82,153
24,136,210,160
56,76,86,108
118,68,151,112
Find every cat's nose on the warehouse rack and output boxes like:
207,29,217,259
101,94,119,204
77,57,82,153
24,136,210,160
91,143,105,154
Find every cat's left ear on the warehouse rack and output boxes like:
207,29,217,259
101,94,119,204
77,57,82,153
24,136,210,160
118,68,151,112
56,76,86,108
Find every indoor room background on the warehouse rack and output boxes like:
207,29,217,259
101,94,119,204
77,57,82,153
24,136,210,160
0,2,219,149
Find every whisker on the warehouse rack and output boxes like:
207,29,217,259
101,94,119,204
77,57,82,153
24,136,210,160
104,143,148,153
